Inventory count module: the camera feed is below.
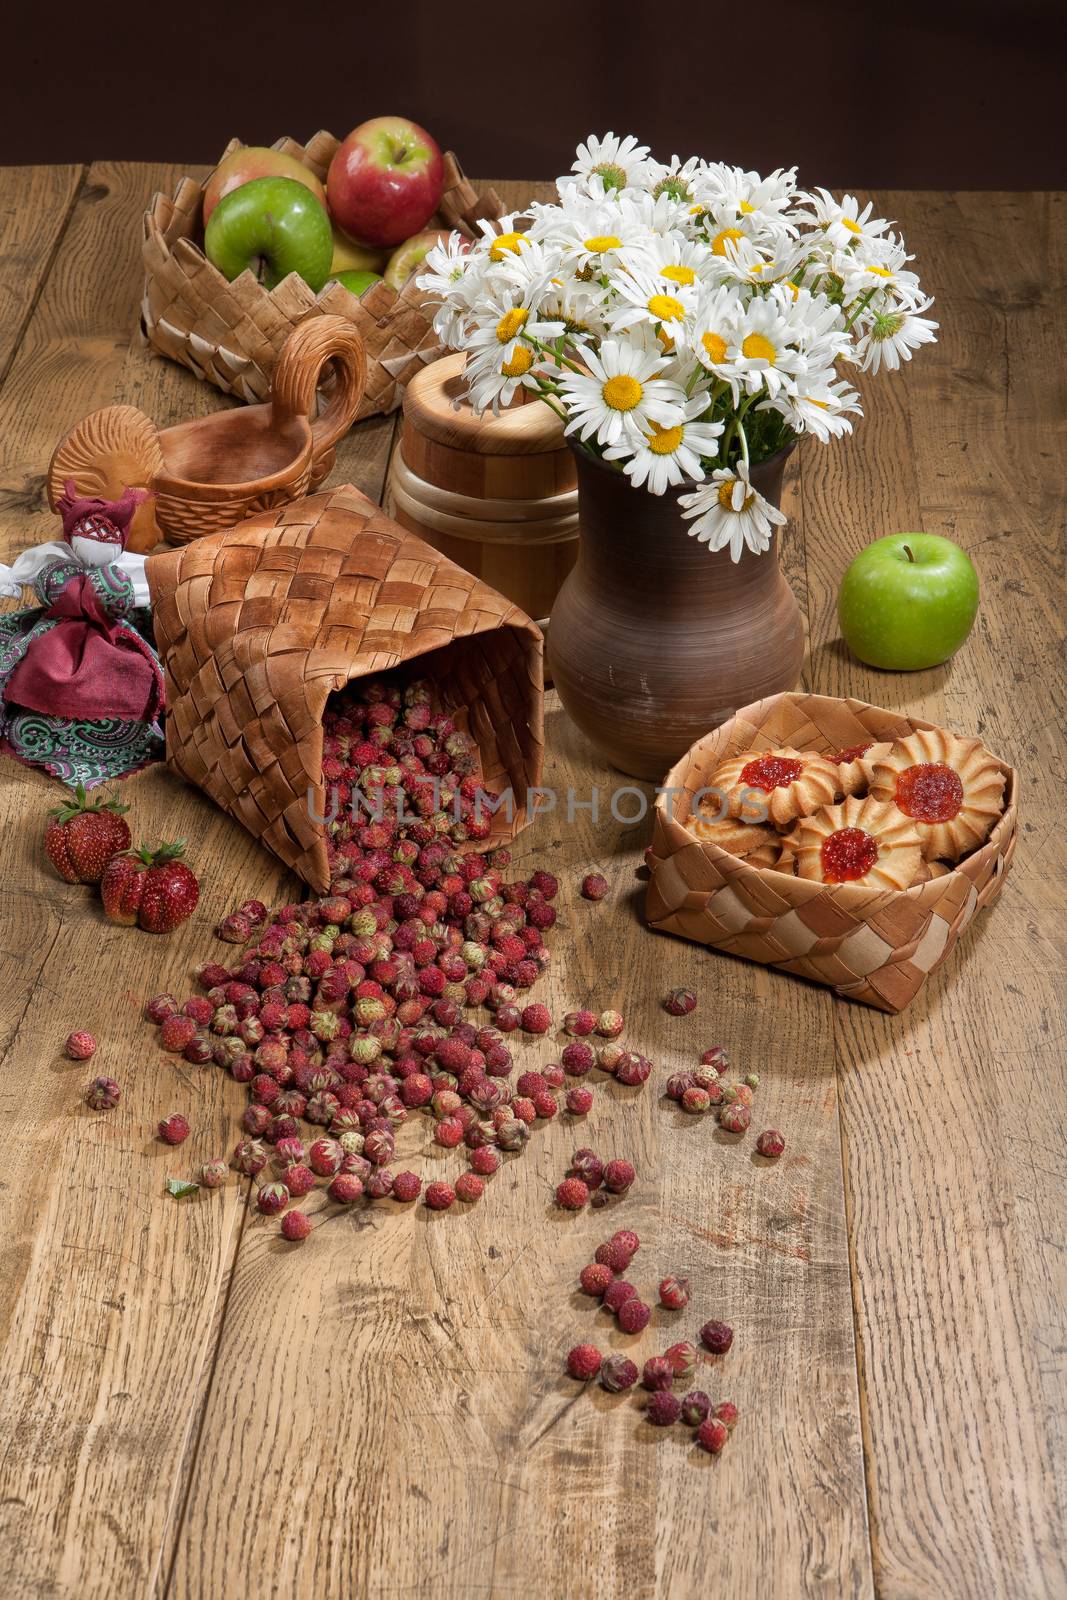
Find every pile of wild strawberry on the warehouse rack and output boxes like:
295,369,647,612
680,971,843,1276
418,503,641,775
142,674,649,1234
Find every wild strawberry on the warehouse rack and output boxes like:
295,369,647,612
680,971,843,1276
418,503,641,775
280,1211,311,1241
44,783,130,884
64,1030,96,1060
101,842,200,933
198,1160,228,1189
424,1180,455,1211
158,1114,190,1145
555,1177,589,1210
85,1076,121,1111
565,1343,602,1381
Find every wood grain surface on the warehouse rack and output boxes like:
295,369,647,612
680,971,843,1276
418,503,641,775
0,167,1063,1600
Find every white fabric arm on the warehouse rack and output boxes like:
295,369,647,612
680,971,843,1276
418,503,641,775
0,542,70,599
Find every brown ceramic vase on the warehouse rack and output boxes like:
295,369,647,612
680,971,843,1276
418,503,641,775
548,443,805,779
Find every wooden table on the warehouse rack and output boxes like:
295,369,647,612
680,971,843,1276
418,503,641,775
0,167,1062,1600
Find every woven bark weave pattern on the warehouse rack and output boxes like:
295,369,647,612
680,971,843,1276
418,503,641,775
646,692,1017,1013
146,484,544,892
141,137,504,419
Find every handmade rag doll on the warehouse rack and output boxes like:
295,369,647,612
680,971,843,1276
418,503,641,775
0,482,165,786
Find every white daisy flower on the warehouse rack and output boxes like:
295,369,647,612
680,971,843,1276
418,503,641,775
618,230,711,294
558,338,686,448
603,396,724,494
464,343,549,415
679,462,788,561
602,264,699,345
805,189,893,252
474,212,534,264
644,154,707,205
837,236,926,309
729,298,807,398
695,164,802,232
853,298,939,374
568,132,652,195
460,283,563,379
692,286,745,399
760,371,863,442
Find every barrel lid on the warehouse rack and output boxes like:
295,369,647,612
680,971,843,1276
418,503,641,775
403,352,567,457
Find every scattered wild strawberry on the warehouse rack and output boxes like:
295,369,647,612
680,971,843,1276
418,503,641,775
64,1031,96,1060
566,1343,602,1381
158,1114,190,1145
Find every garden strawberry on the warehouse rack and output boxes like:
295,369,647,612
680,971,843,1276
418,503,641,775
101,841,200,933
44,783,130,884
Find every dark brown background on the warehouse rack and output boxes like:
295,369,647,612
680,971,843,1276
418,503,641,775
3,0,1064,189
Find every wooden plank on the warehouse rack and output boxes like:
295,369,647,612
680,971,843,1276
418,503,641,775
167,704,871,1600
802,190,1067,1598
0,165,84,392
0,156,397,1596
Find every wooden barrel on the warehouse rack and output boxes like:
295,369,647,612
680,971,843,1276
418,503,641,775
385,352,578,626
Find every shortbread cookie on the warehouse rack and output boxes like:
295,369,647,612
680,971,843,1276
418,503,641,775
867,728,1005,860
687,812,775,859
829,740,894,797
791,796,923,889
707,747,841,829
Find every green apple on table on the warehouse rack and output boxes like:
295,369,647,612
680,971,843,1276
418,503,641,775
204,176,333,292
837,532,979,671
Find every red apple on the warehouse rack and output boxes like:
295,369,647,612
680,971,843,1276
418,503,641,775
203,146,326,227
327,116,444,249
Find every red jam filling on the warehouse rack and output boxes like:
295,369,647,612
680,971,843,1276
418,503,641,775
894,762,964,823
821,827,879,883
833,743,873,764
740,754,803,793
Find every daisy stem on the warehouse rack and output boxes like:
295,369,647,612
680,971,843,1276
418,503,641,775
738,422,750,467
529,337,585,375
843,287,877,330
719,393,759,466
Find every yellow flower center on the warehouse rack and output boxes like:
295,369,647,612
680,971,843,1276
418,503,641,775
841,216,862,235
602,374,643,412
489,231,527,260
718,480,755,513
502,347,534,378
661,264,696,286
866,265,893,278
584,234,622,253
741,332,777,364
701,331,728,364
784,280,800,300
646,422,685,456
647,292,685,322
656,327,676,353
739,200,755,214
807,397,829,409
711,228,744,256
495,307,529,343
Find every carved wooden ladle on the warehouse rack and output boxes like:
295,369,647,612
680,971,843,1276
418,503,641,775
48,315,367,551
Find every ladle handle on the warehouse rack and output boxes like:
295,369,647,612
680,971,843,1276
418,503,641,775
270,315,367,459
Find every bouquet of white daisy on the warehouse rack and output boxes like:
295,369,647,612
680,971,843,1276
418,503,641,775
419,133,937,561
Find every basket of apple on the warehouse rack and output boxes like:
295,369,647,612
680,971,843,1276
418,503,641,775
141,118,504,422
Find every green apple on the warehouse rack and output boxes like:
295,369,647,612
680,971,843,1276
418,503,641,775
204,177,333,292
330,228,387,275
837,532,979,671
328,269,382,296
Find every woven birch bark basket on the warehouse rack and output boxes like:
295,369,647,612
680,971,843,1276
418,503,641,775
141,134,504,421
146,484,544,893
645,692,1017,1013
